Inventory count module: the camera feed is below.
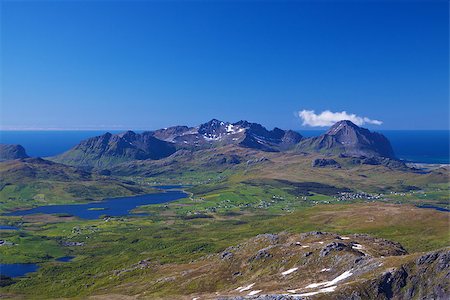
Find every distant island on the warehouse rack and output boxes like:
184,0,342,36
45,119,399,170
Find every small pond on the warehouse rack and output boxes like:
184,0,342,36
0,225,19,230
55,256,75,262
0,263,39,278
416,204,450,212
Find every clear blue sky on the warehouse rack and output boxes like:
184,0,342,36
1,0,448,130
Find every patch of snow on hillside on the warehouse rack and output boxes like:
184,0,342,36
352,243,363,250
236,283,255,292
296,285,337,297
226,124,235,133
282,267,298,276
203,134,221,141
305,270,353,288
247,290,262,296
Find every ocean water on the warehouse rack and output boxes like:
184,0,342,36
381,131,449,164
300,130,449,164
0,130,124,158
0,130,449,164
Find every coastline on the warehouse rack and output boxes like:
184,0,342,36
406,162,450,171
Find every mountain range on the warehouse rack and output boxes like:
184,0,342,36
152,119,303,152
47,119,396,169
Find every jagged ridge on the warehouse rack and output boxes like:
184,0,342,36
51,119,303,168
152,119,303,152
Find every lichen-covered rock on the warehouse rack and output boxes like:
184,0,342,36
221,251,234,260
249,247,273,262
219,296,301,300
320,242,351,257
312,158,341,168
254,233,279,244
335,249,450,300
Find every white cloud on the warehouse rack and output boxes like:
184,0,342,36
298,110,383,127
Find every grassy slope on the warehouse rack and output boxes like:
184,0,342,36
1,201,448,298
50,148,134,169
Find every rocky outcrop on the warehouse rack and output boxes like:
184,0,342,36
0,144,29,161
335,249,450,300
320,242,352,257
347,155,407,169
312,158,341,168
218,249,449,300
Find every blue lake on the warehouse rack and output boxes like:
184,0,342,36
1,190,187,278
0,225,19,230
4,190,187,220
0,263,39,278
0,257,75,278
416,204,450,212
56,256,75,262
156,185,189,190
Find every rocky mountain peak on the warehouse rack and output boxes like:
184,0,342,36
198,119,229,138
298,121,396,159
326,120,360,135
118,130,137,140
